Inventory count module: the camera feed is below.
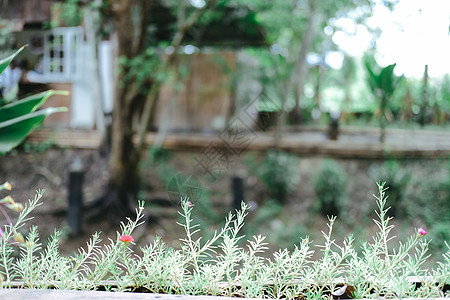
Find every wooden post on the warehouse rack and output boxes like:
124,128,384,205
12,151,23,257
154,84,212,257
420,64,429,127
232,176,244,212
68,157,84,237
328,111,340,140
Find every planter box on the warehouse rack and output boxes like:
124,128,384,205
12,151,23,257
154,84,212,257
1,278,448,300
0,289,448,300
0,289,240,299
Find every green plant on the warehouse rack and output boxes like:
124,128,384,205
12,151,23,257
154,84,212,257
429,221,450,255
345,182,440,299
0,20,13,62
0,48,67,254
47,0,84,28
407,168,450,252
0,182,24,244
140,147,222,237
365,58,400,143
0,47,68,155
22,138,55,154
0,183,448,299
313,159,347,217
0,188,43,283
369,160,411,218
256,150,299,203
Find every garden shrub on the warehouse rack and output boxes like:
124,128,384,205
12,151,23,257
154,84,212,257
146,145,172,165
405,163,450,252
244,200,282,243
0,183,447,300
429,221,450,253
313,159,347,217
243,198,308,251
256,150,299,203
408,175,447,224
140,146,222,235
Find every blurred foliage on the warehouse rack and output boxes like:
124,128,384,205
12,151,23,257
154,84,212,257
118,46,191,95
313,159,348,217
365,61,398,100
428,221,450,254
51,0,84,27
0,19,14,59
140,146,222,235
44,0,447,128
368,159,450,253
0,48,67,155
230,0,450,129
235,0,384,121
244,199,307,251
365,57,400,141
254,150,299,203
22,138,55,154
404,161,450,252
369,160,411,218
20,0,448,128
118,48,166,94
146,145,172,165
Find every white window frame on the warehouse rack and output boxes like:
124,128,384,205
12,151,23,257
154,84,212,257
33,27,83,83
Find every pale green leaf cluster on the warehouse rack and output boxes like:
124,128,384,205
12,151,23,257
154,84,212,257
0,183,449,299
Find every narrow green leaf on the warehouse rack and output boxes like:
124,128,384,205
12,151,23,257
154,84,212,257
0,46,25,75
365,60,381,93
0,90,69,123
380,63,397,97
0,107,67,155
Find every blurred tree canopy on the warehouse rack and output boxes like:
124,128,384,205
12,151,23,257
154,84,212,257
236,0,382,124
41,0,449,216
80,0,394,216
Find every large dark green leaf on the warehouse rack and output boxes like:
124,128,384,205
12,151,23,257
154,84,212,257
365,60,381,94
365,61,398,98
0,90,69,123
380,63,396,97
0,107,67,155
0,47,24,75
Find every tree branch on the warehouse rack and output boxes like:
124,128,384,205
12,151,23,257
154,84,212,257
168,0,217,63
136,0,218,152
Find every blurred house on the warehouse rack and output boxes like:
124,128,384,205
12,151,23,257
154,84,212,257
1,0,112,132
1,0,265,135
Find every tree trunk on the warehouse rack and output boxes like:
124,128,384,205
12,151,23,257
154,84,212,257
103,0,146,216
419,64,429,127
274,1,318,147
289,1,318,125
108,103,140,214
98,0,214,217
314,65,321,109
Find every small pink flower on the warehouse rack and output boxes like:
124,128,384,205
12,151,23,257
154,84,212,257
187,201,193,208
418,227,428,236
119,235,134,243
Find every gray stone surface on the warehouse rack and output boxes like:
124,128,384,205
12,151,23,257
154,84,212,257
0,289,237,300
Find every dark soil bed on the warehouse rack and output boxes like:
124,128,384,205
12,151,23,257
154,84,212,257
1,128,449,260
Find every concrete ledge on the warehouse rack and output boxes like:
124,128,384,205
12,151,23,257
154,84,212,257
0,289,237,300
27,126,450,159
0,289,448,300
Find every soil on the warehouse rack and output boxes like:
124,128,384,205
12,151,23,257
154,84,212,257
0,143,444,260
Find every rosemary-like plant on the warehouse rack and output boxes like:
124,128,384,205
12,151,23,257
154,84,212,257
0,183,448,299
